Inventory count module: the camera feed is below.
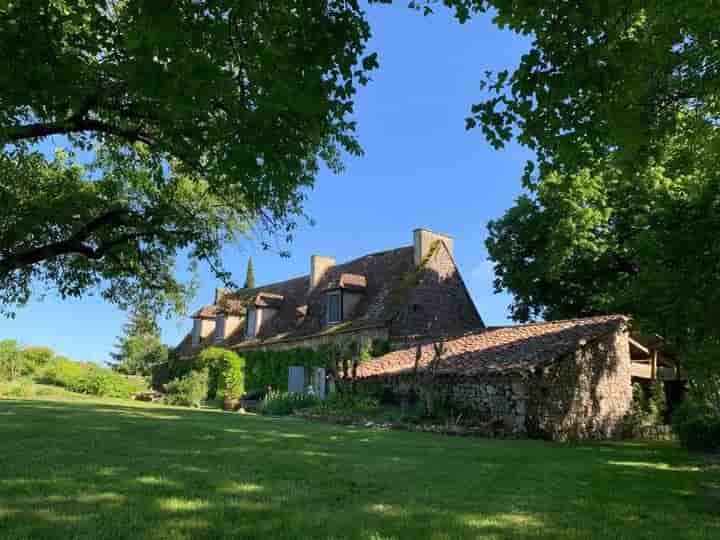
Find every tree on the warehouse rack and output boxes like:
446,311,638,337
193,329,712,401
0,1,376,316
460,0,720,178
21,346,55,375
0,339,24,381
111,310,168,376
486,112,720,394
244,257,256,289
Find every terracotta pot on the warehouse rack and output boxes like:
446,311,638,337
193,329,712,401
223,397,240,411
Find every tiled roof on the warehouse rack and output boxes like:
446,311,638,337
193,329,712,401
177,247,416,357
217,298,246,316
192,305,219,319
339,273,367,291
224,247,415,347
355,315,629,378
254,292,285,308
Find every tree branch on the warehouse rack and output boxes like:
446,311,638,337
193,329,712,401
5,118,154,146
0,208,135,272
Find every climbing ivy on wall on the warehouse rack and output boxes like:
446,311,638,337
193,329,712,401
243,339,391,392
244,347,322,392
156,339,391,393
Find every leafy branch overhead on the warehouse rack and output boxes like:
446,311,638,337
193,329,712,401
464,1,720,383
0,0,377,315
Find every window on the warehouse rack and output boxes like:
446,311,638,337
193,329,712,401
215,313,226,342
246,308,257,338
192,319,201,345
327,291,342,324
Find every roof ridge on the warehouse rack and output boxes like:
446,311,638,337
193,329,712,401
486,314,629,329
389,315,629,350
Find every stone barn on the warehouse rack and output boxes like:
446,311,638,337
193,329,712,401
354,315,634,440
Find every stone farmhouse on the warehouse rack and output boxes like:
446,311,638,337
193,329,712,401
177,228,681,440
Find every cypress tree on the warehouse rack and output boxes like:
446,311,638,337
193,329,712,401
244,257,256,289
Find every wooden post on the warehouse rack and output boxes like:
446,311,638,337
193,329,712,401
651,350,658,380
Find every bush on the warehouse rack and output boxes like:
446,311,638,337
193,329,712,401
42,358,134,398
0,339,24,381
21,346,55,376
150,361,171,390
217,356,245,400
673,398,720,451
648,379,668,424
258,391,319,416
309,392,379,417
85,368,135,398
0,378,33,398
165,370,209,407
42,357,91,391
195,348,245,400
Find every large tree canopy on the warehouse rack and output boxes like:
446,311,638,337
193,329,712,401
472,1,720,378
0,0,375,315
463,0,720,175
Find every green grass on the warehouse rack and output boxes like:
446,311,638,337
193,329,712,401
0,397,718,540
0,380,109,401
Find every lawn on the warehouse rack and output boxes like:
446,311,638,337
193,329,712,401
0,398,718,540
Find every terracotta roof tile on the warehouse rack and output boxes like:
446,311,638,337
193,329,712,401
217,299,246,316
339,273,367,291
254,292,285,308
216,247,414,348
355,315,628,378
192,305,219,319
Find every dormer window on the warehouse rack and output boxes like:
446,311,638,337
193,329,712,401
327,291,342,324
214,313,226,342
245,308,257,338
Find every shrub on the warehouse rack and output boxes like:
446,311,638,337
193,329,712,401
150,361,171,390
42,358,134,398
166,370,209,407
648,379,668,424
217,356,246,400
673,398,720,451
310,392,379,417
42,357,90,390
258,391,319,416
21,346,55,376
196,348,245,400
85,368,135,398
0,378,33,398
166,355,196,386
0,340,24,381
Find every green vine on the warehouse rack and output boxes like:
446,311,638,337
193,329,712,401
242,339,390,392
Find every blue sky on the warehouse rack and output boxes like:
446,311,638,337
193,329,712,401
0,4,532,363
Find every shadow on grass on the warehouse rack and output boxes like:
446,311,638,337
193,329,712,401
0,399,718,540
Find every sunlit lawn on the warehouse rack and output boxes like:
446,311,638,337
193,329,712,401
1,398,718,540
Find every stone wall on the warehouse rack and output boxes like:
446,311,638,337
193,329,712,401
448,377,529,436
527,327,633,440
354,327,632,441
357,373,529,437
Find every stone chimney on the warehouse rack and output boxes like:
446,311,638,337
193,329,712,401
310,255,335,289
413,228,454,266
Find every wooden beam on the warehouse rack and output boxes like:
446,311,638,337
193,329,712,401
651,350,658,380
628,337,650,356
